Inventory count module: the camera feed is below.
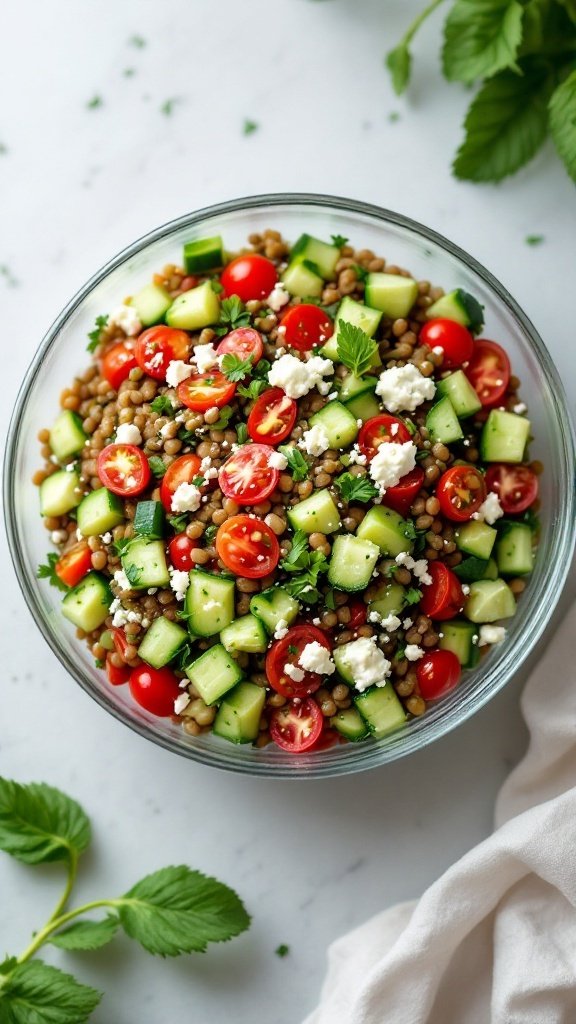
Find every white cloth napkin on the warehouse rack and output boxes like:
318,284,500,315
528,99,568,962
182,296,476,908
305,601,576,1024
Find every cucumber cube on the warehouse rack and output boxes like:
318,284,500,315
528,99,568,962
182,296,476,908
185,644,243,705
40,470,82,517
426,396,464,444
455,520,497,560
368,581,405,620
463,579,516,623
184,570,235,637
344,391,381,423
133,500,165,539
77,487,124,536
287,489,341,535
480,410,531,464
436,370,482,419
220,614,268,654
131,283,171,326
183,235,224,273
439,619,480,667
250,587,300,633
332,707,369,742
290,233,341,280
327,535,380,592
495,522,534,576
364,273,418,319
322,296,382,362
426,289,484,333
356,506,414,557
213,682,266,744
61,572,111,632
309,402,358,449
282,260,324,298
121,538,170,589
49,410,87,462
166,280,220,330
138,616,187,669
354,685,406,739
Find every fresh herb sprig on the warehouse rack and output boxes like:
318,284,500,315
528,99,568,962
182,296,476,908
334,473,379,503
148,455,167,479
336,321,378,377
280,530,329,603
150,395,175,416
278,445,309,482
237,379,267,400
0,777,249,1020
86,314,108,353
220,353,254,382
37,553,68,593
215,296,251,337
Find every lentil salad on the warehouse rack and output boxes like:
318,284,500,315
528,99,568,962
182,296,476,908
34,228,540,753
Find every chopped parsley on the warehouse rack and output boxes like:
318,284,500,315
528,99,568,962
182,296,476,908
37,553,68,593
280,531,329,604
124,563,143,586
150,395,175,416
275,944,290,958
330,234,348,248
129,34,146,47
243,119,259,135
324,588,337,611
212,406,234,430
404,587,423,606
236,422,249,445
278,446,309,482
525,234,544,247
86,95,103,110
336,321,378,377
148,456,167,479
237,379,267,400
334,473,379,503
220,353,254,382
210,278,224,294
177,426,199,448
168,512,188,531
203,524,218,545
160,97,180,116
86,314,109,353
111,537,132,558
353,263,369,283
215,296,251,337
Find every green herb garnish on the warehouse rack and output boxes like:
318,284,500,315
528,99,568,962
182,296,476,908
86,314,109,353
404,587,423,606
177,427,199,448
278,445,309,482
168,513,188,532
111,537,132,557
236,423,249,445
86,95,103,110
148,455,167,479
203,524,218,545
215,296,251,337
160,97,180,116
212,406,234,430
37,553,68,593
243,119,259,135
151,395,175,416
220,353,254,382
336,321,378,377
275,944,290,958
237,379,267,400
330,234,348,248
525,234,545,246
210,278,224,294
280,530,329,604
129,34,146,47
324,588,337,610
124,563,143,586
334,473,379,503
353,264,369,283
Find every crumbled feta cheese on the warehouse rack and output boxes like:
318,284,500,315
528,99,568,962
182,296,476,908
273,619,289,640
193,343,219,373
513,402,527,415
174,692,191,715
200,456,213,473
50,529,67,544
113,569,132,592
369,441,417,493
169,567,190,602
110,304,141,336
147,588,157,595
267,353,334,399
109,597,121,614
348,444,367,466
171,482,202,513
100,532,112,545
478,625,507,647
312,617,321,626
115,422,142,446
165,360,193,388
472,491,504,525
159,422,173,439
284,663,305,683
394,552,432,586
339,636,392,693
65,462,77,472
405,644,425,661
267,284,290,311
328,392,338,401
298,641,336,675
368,610,381,623
111,606,129,627
381,614,402,632
274,347,287,359
375,364,436,413
298,423,330,457
403,617,413,629
269,451,288,470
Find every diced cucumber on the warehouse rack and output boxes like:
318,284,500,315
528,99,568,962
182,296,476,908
131,283,171,326
368,581,405,619
166,280,220,330
338,372,376,403
356,506,414,557
455,520,497,560
309,402,358,449
287,489,340,535
436,370,482,418
425,288,484,333
138,615,187,669
332,707,369,742
355,685,407,738
453,557,490,583
250,587,300,633
425,396,464,444
332,644,356,685
121,538,170,589
133,500,165,539
290,233,341,280
183,235,224,273
184,570,235,637
364,273,418,319
483,557,499,580
40,470,82,517
464,579,516,623
439,619,479,668
480,410,531,464
345,391,381,423
213,682,266,744
495,522,534,576
282,260,323,299
322,296,382,362
327,535,380,592
49,410,87,462
184,643,243,705
77,488,124,537
220,614,268,654
61,572,111,632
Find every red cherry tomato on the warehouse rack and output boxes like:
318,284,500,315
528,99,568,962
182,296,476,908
218,443,279,505
436,465,486,522
307,723,343,751
54,542,93,588
358,415,412,461
416,649,461,700
177,371,236,412
419,562,464,621
129,664,181,717
106,655,131,687
215,514,280,578
168,533,200,571
419,318,474,369
97,444,151,497
465,339,511,406
247,388,297,445
216,327,263,365
220,254,278,302
266,625,332,699
110,627,131,659
382,466,426,517
270,697,324,753
279,304,334,352
135,327,190,380
485,464,538,514
160,453,201,512
348,600,367,630
101,341,137,390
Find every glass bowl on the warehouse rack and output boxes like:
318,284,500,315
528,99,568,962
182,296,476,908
4,194,575,778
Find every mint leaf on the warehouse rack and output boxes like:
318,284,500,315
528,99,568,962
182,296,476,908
117,866,250,955
336,321,378,377
50,916,119,951
86,314,108,353
442,0,524,84
278,445,309,482
549,70,576,183
0,778,90,865
386,42,412,95
453,63,553,182
334,473,379,504
37,553,68,593
0,960,101,1022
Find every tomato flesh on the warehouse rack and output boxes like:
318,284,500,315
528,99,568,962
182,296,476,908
419,318,474,370
270,697,324,753
279,304,334,352
97,444,151,497
215,514,280,578
436,465,486,522
216,327,263,365
221,254,278,302
177,371,236,412
358,415,412,461
106,655,131,687
419,562,464,621
416,650,461,700
485,464,538,515
219,443,280,505
266,625,332,699
348,600,367,630
135,327,190,380
247,388,297,444
101,341,137,390
382,466,425,517
160,454,202,512
168,533,200,571
55,542,93,588
465,340,511,406
111,627,131,659
129,665,181,717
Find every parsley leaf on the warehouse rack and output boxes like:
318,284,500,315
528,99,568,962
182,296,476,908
50,917,119,951
334,472,379,503
0,961,101,1023
177,426,199,448
86,95,103,110
86,314,109,353
353,264,369,283
148,455,167,479
280,531,329,604
220,352,254,382
150,395,175,416
404,587,423,606
124,563,143,586
525,234,545,247
549,69,576,183
37,553,68,593
203,523,218,544
168,512,188,531
0,778,91,864
324,588,337,610
278,445,309,482
442,0,524,85
236,422,249,445
386,41,412,95
112,536,132,557
252,357,271,380
212,405,234,429
243,118,259,135
331,234,348,248
215,296,251,337
453,556,490,582
275,943,290,957
336,321,378,377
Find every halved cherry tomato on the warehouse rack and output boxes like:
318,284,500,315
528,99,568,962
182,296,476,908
436,465,486,522
416,649,461,700
382,466,425,517
219,443,279,505
101,341,137,390
97,444,151,497
465,339,511,406
216,327,263,365
279,304,334,352
220,253,278,302
110,627,131,659
135,326,190,380
106,654,131,687
266,625,332,699
358,415,412,461
215,514,280,578
54,542,93,588
270,697,324,753
177,371,236,412
348,600,367,630
307,723,344,751
160,453,201,512
168,533,200,571
419,318,474,370
247,388,297,444
485,464,538,515
129,665,181,717
419,562,464,621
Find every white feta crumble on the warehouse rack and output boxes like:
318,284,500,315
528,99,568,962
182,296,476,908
312,617,321,626
375,363,436,413
171,482,202,513
113,569,132,592
50,529,68,544
513,402,527,415
267,353,334,399
169,567,190,602
348,444,367,466
381,614,402,632
147,588,158,595
193,342,219,373
328,391,338,401
403,617,413,629
165,360,193,388
478,625,507,647
159,422,173,439
110,304,142,337
65,462,77,472
266,283,290,311
394,552,432,586
369,441,417,493
368,610,381,624
340,636,392,693
274,347,287,359
472,491,504,525
284,663,305,683
273,619,289,640
269,451,288,470
298,423,330,457
115,422,142,446
100,532,112,545
461,584,471,596
405,644,425,661
174,692,191,715
298,641,336,676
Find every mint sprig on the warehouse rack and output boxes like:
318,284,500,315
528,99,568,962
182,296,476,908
336,321,378,377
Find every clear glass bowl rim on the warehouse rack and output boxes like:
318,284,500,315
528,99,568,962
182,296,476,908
4,192,575,779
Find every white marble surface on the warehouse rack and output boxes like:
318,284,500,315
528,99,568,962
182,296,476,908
1,1,575,1020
